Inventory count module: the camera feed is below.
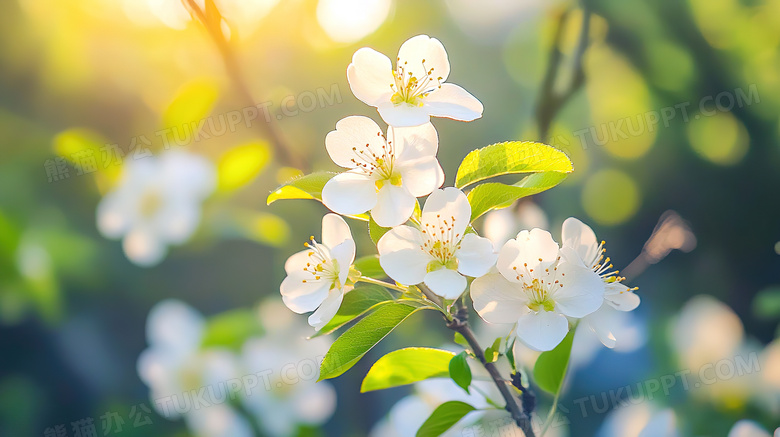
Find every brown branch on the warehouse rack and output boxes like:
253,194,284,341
183,0,306,170
445,302,536,437
535,4,591,142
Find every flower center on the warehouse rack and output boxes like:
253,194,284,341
139,190,163,218
390,58,442,107
511,257,565,313
420,214,461,268
348,131,401,186
301,237,341,289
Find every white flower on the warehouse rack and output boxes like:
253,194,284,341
598,404,678,437
561,217,640,348
471,228,604,351
482,201,549,251
347,34,484,127
728,420,774,437
321,116,444,227
280,214,356,330
241,310,336,437
96,151,215,267
378,188,496,299
137,300,252,437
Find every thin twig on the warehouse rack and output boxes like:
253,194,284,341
183,0,306,170
535,4,591,141
446,304,536,437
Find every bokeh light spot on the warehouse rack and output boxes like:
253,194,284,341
316,0,392,44
686,112,749,165
581,169,640,226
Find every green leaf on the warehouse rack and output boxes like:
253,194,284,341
467,172,569,222
533,329,575,394
368,215,391,245
506,337,516,371
453,332,469,349
484,337,501,363
353,255,385,279
455,141,573,189
267,171,336,205
318,304,424,381
416,401,476,437
310,284,394,338
201,308,262,350
449,351,472,394
217,142,271,192
361,347,455,392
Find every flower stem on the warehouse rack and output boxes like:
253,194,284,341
417,284,452,321
444,302,536,437
183,0,306,170
356,276,406,292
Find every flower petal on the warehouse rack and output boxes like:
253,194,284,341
378,248,430,286
497,228,559,279
471,273,530,324
377,224,425,252
552,261,604,318
154,200,201,245
455,233,497,278
424,268,467,299
604,282,640,312
321,213,353,249
96,192,132,239
280,270,331,314
325,116,387,169
638,409,678,437
371,184,416,227
388,122,439,161
582,305,618,348
561,217,600,268
146,299,204,353
421,187,471,237
123,226,167,267
397,156,444,197
330,239,356,287
515,310,569,352
309,289,344,331
423,83,483,122
322,171,377,215
347,47,395,106
397,34,451,83
377,101,432,127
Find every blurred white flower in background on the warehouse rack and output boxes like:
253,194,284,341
316,0,393,43
597,404,678,437
243,300,337,436
378,187,496,298
482,201,549,251
728,420,774,437
137,300,252,437
321,117,444,227
96,151,215,267
280,213,356,330
348,34,484,127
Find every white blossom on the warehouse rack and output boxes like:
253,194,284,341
280,214,355,330
728,420,773,437
561,217,639,348
97,151,215,267
378,188,496,299
321,116,444,227
471,228,603,351
347,34,483,127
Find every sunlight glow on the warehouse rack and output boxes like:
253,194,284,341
316,0,392,43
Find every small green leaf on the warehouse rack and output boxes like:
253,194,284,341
455,141,573,189
353,255,385,279
319,304,424,381
533,329,575,394
467,172,569,222
201,308,262,350
310,284,394,338
369,215,391,245
484,337,501,363
449,351,472,394
361,347,455,392
453,332,469,349
416,401,476,437
267,171,336,205
506,337,516,371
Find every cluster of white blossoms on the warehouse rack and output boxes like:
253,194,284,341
280,34,639,352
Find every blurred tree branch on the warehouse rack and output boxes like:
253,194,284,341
183,0,307,170
535,3,592,142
